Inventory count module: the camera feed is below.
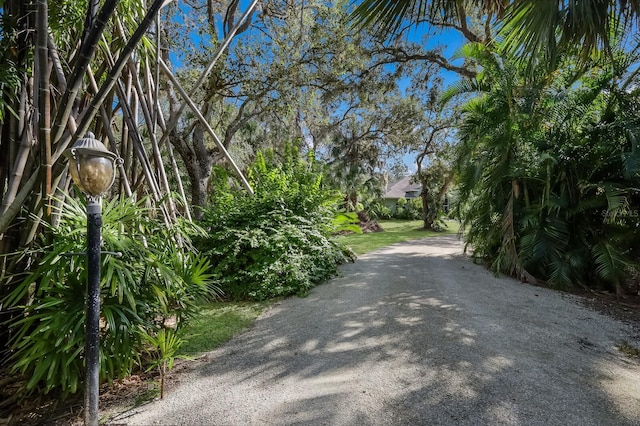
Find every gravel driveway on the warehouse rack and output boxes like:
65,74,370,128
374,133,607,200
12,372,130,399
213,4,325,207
115,236,640,425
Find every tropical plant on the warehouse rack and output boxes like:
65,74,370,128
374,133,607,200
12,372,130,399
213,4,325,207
499,0,640,67
445,43,640,293
364,199,393,220
143,328,190,400
198,146,355,301
3,196,215,395
441,42,534,279
332,211,364,234
0,0,193,371
349,0,640,66
515,58,640,293
394,197,424,220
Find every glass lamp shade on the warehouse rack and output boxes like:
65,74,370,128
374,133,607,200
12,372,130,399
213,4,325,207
64,132,118,197
68,154,115,196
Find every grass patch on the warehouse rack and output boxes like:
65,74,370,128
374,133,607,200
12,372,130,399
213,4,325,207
179,302,269,356
337,219,460,255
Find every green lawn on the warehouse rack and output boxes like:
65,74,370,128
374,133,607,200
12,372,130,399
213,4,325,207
178,301,268,356
337,219,460,255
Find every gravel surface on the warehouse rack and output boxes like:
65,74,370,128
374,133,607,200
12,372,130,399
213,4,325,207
114,236,640,425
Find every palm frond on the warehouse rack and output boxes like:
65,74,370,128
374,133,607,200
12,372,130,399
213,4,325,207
592,241,630,284
349,0,430,36
439,79,482,106
500,0,640,68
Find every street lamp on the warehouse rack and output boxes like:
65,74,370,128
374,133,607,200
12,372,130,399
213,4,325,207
64,132,120,426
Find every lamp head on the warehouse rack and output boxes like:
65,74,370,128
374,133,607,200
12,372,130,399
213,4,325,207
64,132,119,197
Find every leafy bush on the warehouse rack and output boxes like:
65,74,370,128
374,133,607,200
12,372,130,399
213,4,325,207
450,47,640,292
364,199,392,220
332,211,363,234
3,196,215,395
395,197,423,220
198,147,355,301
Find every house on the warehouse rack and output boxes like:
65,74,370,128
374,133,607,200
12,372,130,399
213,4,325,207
382,176,422,212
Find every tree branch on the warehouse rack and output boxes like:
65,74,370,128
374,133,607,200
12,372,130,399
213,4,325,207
372,46,476,79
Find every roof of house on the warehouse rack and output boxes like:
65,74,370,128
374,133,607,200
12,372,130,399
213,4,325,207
383,176,422,199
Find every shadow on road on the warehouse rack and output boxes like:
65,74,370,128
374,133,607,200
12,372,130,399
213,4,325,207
119,236,640,425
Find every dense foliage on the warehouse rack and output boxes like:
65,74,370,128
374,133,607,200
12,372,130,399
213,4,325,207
3,197,215,394
197,146,356,301
0,0,442,387
447,44,640,293
3,0,640,407
393,197,424,220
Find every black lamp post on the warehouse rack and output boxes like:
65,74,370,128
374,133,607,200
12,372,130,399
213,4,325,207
64,132,119,426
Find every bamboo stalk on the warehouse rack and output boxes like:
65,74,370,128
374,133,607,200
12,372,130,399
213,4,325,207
120,67,133,191
153,13,161,133
154,94,192,221
86,65,133,197
109,16,175,219
95,30,168,224
47,33,66,92
166,137,192,221
82,0,101,45
118,88,169,222
50,0,120,149
17,75,28,137
51,164,71,227
0,80,32,217
133,60,177,219
1,76,28,209
71,0,167,156
158,58,253,194
20,196,43,247
0,173,38,234
113,73,171,224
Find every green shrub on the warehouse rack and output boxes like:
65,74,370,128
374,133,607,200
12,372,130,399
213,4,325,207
332,211,363,234
365,199,392,220
395,197,423,220
3,196,215,395
198,146,355,301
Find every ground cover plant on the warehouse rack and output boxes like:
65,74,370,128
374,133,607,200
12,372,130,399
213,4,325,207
2,196,216,397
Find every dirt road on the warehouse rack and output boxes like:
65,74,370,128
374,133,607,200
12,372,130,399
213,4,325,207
115,236,640,425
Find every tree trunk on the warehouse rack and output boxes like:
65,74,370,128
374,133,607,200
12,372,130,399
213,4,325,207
420,181,434,230
159,58,253,195
186,124,214,219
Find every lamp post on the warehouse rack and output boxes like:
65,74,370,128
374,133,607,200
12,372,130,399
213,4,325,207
64,132,120,426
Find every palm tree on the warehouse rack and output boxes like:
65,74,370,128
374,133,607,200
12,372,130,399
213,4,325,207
350,0,506,37
350,0,640,64
440,42,540,282
444,41,640,292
